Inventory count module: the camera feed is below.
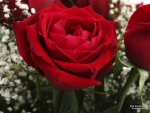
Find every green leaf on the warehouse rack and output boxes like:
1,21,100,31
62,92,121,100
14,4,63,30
115,53,134,68
138,68,149,103
137,68,149,113
41,86,52,94
103,105,119,113
59,91,78,113
118,68,140,112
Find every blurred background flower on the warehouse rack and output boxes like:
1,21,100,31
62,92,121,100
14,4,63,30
60,0,110,19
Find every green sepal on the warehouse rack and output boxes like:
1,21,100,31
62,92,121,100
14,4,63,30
137,68,149,113
115,52,134,68
102,105,119,113
59,91,78,113
137,68,149,103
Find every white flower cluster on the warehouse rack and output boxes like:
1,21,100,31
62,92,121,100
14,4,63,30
15,0,31,16
3,4,10,18
0,26,47,112
1,0,36,25
106,1,150,113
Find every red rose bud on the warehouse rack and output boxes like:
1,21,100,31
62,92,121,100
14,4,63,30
124,4,150,71
60,0,110,19
0,0,58,27
13,2,118,91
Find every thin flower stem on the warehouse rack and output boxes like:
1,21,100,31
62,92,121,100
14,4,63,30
53,88,63,113
35,76,43,113
118,68,140,113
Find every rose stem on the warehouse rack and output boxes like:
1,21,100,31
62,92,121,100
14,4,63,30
53,88,63,113
35,76,44,113
118,68,140,113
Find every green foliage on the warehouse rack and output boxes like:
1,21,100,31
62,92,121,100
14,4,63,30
59,91,78,113
102,105,119,113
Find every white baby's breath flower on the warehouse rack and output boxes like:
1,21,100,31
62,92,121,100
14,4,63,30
1,35,9,42
15,79,21,84
15,1,21,7
4,13,10,18
22,10,31,16
3,5,10,13
0,0,3,2
2,89,11,101
20,4,29,10
31,8,36,14
0,78,8,85
7,107,13,112
4,29,10,35
18,96,25,104
12,94,18,100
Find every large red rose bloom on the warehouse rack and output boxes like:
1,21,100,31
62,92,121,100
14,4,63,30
13,3,118,90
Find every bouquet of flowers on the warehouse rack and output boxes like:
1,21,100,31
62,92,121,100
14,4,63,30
0,0,150,113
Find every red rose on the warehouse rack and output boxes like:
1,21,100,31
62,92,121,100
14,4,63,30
60,0,110,19
13,3,118,90
124,4,150,71
0,0,58,27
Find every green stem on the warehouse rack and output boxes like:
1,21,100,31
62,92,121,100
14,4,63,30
118,68,140,113
53,88,63,113
35,76,43,113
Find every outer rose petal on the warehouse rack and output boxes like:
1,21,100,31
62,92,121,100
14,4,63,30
13,22,37,68
124,4,150,71
29,0,59,11
124,23,150,71
126,4,150,29
31,52,101,91
26,24,56,67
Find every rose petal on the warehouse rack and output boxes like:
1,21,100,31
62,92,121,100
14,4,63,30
31,52,101,91
77,30,103,51
64,6,95,18
13,22,36,68
125,23,150,71
96,59,114,78
126,4,150,29
82,6,105,19
63,17,94,34
49,33,71,49
62,49,91,61
65,35,85,50
39,12,68,38
26,24,56,67
41,33,78,62
78,33,110,63
52,23,66,35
